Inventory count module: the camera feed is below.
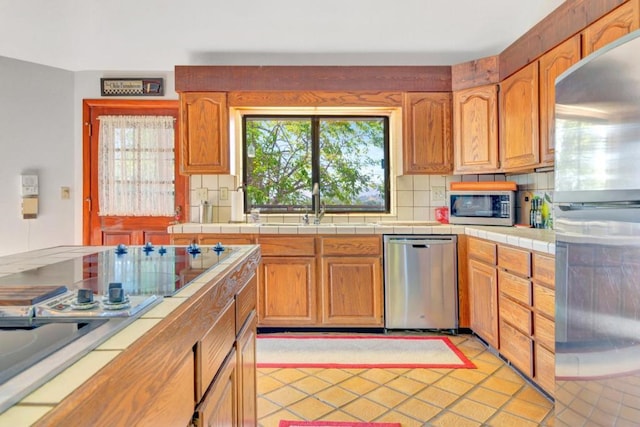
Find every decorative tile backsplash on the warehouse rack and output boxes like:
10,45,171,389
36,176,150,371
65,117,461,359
186,171,554,225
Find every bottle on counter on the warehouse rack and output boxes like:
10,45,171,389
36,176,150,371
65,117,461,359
529,198,537,228
534,199,543,228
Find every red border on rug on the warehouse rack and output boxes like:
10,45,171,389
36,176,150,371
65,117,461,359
258,335,476,369
279,420,401,427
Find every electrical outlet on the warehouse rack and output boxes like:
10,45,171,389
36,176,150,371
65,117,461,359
60,186,70,200
195,188,208,202
220,187,229,201
432,186,445,201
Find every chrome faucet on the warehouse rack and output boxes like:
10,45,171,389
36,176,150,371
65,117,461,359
312,182,325,225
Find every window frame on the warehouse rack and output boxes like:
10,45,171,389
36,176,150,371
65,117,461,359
242,114,391,215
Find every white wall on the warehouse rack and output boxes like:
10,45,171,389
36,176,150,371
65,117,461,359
0,57,75,256
0,58,176,256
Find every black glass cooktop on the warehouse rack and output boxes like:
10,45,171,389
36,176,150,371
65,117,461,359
0,246,232,298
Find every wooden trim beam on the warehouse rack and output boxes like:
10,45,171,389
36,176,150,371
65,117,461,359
175,66,452,92
451,56,499,91
499,0,628,79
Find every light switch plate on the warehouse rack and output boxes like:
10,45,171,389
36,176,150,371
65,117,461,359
61,186,70,199
220,187,229,201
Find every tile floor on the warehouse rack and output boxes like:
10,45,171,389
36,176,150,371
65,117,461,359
257,333,554,427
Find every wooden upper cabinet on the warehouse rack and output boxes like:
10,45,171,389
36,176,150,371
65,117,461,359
453,84,499,174
582,0,640,56
402,92,453,174
180,92,229,174
499,61,540,172
538,35,581,166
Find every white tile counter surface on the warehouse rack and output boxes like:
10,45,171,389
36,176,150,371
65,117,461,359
169,222,556,254
0,244,260,427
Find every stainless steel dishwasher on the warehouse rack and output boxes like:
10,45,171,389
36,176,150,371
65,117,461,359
384,235,458,330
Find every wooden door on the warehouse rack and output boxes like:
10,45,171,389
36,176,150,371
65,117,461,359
582,0,640,56
539,35,581,166
83,100,187,246
402,92,453,174
320,256,383,326
499,61,540,172
468,258,499,348
453,84,499,173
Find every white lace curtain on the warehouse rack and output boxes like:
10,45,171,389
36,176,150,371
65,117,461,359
98,115,175,216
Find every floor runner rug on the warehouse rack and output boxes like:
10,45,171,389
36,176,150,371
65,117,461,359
279,421,400,427
257,334,475,369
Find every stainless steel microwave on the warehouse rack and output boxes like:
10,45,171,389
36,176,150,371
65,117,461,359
449,191,515,226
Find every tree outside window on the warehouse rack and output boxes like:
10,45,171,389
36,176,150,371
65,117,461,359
243,115,389,214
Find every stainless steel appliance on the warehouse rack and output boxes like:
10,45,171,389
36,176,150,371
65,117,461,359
384,235,457,330
554,30,640,426
0,244,231,413
449,191,515,226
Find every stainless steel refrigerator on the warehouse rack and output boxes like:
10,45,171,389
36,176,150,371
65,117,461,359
554,30,640,426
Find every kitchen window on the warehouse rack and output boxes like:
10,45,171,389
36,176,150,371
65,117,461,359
242,115,390,214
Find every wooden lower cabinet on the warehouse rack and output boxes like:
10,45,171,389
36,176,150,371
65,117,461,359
195,349,238,427
258,256,317,326
468,236,556,396
468,257,499,348
500,320,534,377
142,350,196,427
321,256,383,326
236,311,257,426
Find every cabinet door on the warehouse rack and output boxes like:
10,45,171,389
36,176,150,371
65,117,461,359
320,256,383,326
499,61,539,172
468,258,499,348
195,349,237,427
582,1,640,56
258,256,317,326
236,311,257,427
180,92,229,174
140,350,195,427
402,92,453,174
539,35,581,166
453,85,499,174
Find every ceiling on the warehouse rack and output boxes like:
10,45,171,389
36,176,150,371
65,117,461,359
0,0,565,72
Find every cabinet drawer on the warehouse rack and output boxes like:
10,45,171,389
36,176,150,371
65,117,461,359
500,320,534,377
468,237,497,264
533,283,555,319
499,270,531,305
236,274,257,334
498,245,531,277
201,234,255,245
499,295,532,334
535,343,555,395
197,299,236,400
533,253,555,288
320,236,381,256
258,236,316,256
535,313,555,351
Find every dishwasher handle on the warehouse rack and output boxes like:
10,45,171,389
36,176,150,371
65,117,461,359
387,238,454,246
412,244,429,249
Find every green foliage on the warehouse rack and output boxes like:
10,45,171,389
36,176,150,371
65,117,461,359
245,116,387,212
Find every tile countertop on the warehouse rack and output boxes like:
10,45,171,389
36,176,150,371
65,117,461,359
168,222,556,254
0,244,260,427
